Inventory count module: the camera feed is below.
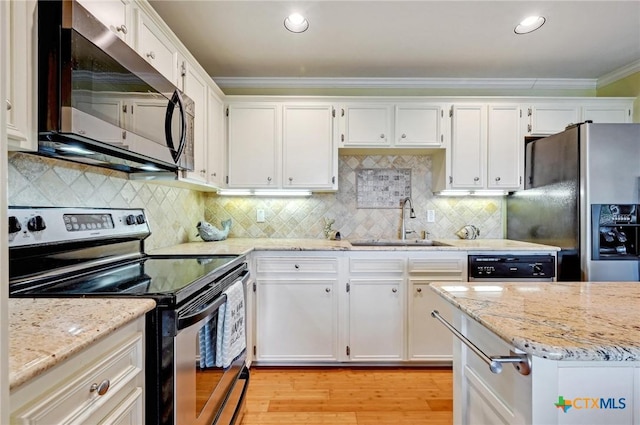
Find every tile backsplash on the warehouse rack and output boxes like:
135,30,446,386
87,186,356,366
204,154,504,240
8,153,504,249
8,153,204,250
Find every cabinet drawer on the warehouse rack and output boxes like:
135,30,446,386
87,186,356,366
11,333,143,424
408,258,464,275
256,257,339,275
349,258,404,274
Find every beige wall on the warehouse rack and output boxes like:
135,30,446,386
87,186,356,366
597,71,640,122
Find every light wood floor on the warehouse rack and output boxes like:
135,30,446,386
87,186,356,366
240,367,453,425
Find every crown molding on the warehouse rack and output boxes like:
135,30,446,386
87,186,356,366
597,60,640,88
213,77,598,90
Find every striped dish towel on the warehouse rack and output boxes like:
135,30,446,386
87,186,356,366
215,280,246,368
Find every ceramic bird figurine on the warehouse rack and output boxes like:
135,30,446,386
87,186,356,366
456,224,480,240
196,219,232,241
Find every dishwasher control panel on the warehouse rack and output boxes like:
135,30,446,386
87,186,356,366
468,254,556,280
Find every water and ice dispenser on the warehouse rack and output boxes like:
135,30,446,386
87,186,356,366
592,204,639,260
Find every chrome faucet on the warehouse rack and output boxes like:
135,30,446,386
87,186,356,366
400,197,416,240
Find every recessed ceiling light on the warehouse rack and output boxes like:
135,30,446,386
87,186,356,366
514,15,546,34
284,13,309,33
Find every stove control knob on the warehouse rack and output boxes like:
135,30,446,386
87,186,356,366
125,214,136,225
532,264,543,274
9,216,22,234
27,215,46,232
135,214,146,224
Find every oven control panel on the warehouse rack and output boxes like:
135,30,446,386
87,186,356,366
8,207,150,248
468,254,556,280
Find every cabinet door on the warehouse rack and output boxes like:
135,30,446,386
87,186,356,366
207,87,225,187
408,280,457,361
77,0,132,44
349,278,404,361
450,105,486,189
341,104,392,147
487,104,522,190
582,105,632,123
135,10,177,85
528,104,579,135
256,280,338,362
227,104,279,188
395,104,444,147
5,0,37,151
182,64,208,183
282,105,335,189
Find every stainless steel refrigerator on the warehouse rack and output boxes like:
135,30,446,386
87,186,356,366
507,122,640,281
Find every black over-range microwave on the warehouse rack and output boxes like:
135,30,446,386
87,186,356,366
37,0,194,174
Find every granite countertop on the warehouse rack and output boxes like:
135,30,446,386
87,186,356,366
9,298,156,391
149,237,559,256
430,282,640,362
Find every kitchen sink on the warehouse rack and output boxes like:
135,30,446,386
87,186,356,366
349,239,451,247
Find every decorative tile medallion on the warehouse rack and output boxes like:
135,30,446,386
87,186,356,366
356,168,411,208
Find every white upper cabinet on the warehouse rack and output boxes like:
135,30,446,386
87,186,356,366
78,0,133,45
182,63,208,183
282,105,336,189
340,104,393,147
395,104,445,147
447,103,523,191
5,0,37,151
526,103,579,135
134,8,178,85
227,102,337,191
582,103,632,123
450,104,487,189
487,104,522,189
207,87,226,187
227,104,279,188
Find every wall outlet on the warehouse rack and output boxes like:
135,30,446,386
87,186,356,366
257,209,265,223
427,210,435,223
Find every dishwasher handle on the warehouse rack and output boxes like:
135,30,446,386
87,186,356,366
431,310,531,376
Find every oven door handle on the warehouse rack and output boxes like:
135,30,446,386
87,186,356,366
177,293,227,331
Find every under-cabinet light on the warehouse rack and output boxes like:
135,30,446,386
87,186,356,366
436,190,471,196
254,190,312,197
217,189,312,197
217,189,252,196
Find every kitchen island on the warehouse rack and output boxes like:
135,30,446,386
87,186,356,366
429,282,640,425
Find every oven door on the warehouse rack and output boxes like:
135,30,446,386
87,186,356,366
174,274,249,425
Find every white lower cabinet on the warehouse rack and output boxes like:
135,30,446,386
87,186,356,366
407,254,465,362
347,256,405,361
452,309,640,425
10,318,146,425
253,251,465,364
254,254,340,362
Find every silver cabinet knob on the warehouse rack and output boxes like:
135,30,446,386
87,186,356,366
211,172,217,177
401,133,407,139
294,264,300,269
6,99,12,111
495,177,501,182
116,24,128,34
289,177,293,183
267,176,272,183
392,287,398,293
417,287,422,293
325,288,331,293
380,134,385,139
474,177,480,182
78,129,86,135
90,379,110,396
146,51,156,59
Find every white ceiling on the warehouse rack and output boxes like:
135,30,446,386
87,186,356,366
148,1,640,88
